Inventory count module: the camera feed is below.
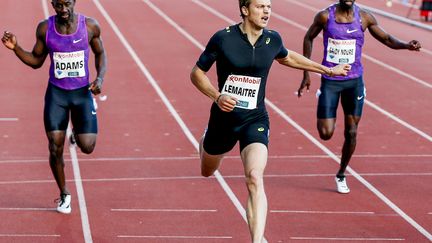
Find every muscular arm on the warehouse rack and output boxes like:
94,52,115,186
297,10,328,96
87,17,107,95
2,21,48,69
277,49,349,76
303,10,327,77
362,10,421,50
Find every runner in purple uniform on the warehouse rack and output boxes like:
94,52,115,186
2,0,107,213
297,0,421,194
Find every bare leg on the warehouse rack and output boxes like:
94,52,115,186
317,118,336,141
199,135,224,177
73,133,97,154
47,131,69,195
337,115,361,177
241,143,268,243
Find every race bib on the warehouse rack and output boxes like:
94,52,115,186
221,75,261,110
326,38,356,64
53,50,86,79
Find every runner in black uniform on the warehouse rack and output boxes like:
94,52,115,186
190,0,350,242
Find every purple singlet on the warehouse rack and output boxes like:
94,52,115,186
46,14,90,90
322,4,364,80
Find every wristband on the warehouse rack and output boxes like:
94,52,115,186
215,94,222,104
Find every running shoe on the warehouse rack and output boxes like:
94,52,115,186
335,176,350,194
56,194,71,214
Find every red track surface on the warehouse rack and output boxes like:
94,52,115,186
0,0,431,242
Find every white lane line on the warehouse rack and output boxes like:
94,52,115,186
0,118,19,121
0,207,55,211
117,235,232,239
1,154,432,164
41,1,93,242
111,208,217,212
1,172,432,185
290,236,405,241
270,210,378,215
0,234,60,238
191,1,432,240
92,0,251,239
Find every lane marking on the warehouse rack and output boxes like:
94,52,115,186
270,210,383,215
0,234,60,238
111,208,217,212
290,236,405,241
91,0,252,239
41,1,93,242
0,118,19,121
117,235,232,239
1,153,432,164
190,1,432,240
1,172,432,185
0,207,55,211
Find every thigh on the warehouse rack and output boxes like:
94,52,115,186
238,116,270,152
44,84,70,132
317,79,341,119
70,87,98,134
341,77,365,117
203,115,238,155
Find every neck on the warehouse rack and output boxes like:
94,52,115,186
240,21,263,38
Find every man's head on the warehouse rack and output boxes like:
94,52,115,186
51,0,76,21
238,0,271,29
239,0,252,19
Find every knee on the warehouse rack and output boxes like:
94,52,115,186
245,169,264,191
344,127,358,144
48,142,64,158
319,130,333,141
79,143,95,154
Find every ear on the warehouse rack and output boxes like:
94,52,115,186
241,6,249,17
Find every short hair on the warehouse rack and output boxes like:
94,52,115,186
239,0,252,19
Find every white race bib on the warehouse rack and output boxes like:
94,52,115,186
326,38,356,64
53,50,86,79
221,75,261,110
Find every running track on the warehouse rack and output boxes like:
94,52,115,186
0,0,431,242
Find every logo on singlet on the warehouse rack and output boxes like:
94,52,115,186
73,38,82,44
346,29,358,34
258,127,265,132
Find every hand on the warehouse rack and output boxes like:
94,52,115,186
2,31,17,50
297,75,311,98
407,40,421,51
332,64,351,76
89,77,103,95
216,94,237,112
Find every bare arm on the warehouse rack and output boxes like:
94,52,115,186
278,50,350,76
190,65,237,112
299,10,328,96
87,17,107,95
363,10,421,51
2,21,48,69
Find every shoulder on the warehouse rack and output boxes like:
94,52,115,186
358,6,376,25
264,29,283,40
318,7,330,20
85,16,101,33
213,25,237,39
36,19,49,38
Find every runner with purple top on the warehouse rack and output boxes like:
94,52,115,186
297,0,421,194
2,0,107,213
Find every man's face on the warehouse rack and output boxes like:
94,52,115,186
243,0,272,29
52,0,75,21
339,0,355,9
